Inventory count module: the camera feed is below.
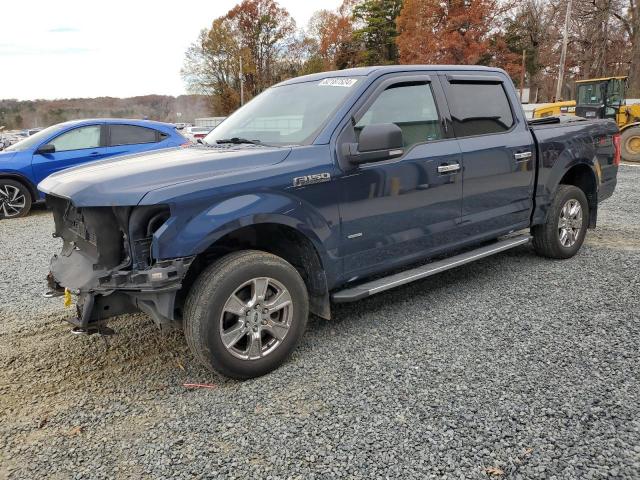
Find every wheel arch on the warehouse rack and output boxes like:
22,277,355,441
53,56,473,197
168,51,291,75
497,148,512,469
620,121,640,133
556,162,598,228
0,173,38,201
176,220,332,320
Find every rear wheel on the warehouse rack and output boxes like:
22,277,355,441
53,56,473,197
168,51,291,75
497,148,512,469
0,179,32,219
183,250,308,379
621,126,640,163
532,185,588,259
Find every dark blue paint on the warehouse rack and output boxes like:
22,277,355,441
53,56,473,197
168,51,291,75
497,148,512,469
0,118,185,200
531,120,619,225
39,66,619,292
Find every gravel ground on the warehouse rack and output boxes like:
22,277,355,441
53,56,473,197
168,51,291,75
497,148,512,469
1,166,639,479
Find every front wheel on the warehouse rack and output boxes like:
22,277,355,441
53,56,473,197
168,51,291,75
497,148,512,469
0,179,32,219
532,185,589,259
183,250,308,379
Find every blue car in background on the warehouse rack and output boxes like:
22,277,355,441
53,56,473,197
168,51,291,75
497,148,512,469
0,119,187,218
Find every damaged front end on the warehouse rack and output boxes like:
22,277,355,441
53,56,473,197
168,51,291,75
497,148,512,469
46,195,194,333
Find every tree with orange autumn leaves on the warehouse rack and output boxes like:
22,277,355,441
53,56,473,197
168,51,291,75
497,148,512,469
396,0,520,78
308,1,360,70
182,0,639,114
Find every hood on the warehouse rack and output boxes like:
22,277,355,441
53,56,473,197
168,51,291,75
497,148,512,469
38,146,291,206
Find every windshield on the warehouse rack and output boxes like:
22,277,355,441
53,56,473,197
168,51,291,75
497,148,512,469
577,83,604,106
204,77,362,146
5,123,66,152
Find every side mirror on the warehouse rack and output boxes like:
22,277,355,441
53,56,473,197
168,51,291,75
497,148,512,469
196,139,204,144
36,144,55,154
345,123,404,164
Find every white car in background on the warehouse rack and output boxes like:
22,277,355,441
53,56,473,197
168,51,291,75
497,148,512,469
0,130,28,150
184,126,212,143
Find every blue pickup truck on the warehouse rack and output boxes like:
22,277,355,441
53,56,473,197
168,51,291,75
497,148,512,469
40,66,620,379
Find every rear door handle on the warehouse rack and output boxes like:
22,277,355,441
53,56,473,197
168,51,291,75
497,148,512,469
437,163,461,174
514,151,532,161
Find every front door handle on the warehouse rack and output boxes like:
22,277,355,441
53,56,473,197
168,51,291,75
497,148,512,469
514,151,532,161
437,163,461,174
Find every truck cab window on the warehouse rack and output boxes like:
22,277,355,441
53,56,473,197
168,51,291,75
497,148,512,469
447,82,514,137
356,83,442,148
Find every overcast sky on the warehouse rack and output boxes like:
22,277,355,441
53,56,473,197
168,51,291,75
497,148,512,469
0,0,342,100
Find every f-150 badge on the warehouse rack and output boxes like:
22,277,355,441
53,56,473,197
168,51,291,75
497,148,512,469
293,173,331,187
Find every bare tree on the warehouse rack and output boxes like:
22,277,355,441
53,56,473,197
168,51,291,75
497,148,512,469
613,0,640,95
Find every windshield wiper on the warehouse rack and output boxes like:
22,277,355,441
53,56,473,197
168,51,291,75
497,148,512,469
215,137,263,145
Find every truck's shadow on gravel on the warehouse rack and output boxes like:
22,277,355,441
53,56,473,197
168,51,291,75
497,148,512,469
0,238,613,397
3,245,538,409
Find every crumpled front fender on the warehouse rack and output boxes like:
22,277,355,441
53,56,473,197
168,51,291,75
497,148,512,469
152,192,334,265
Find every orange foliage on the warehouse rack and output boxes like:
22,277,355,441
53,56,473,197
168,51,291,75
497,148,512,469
397,0,519,74
309,0,360,70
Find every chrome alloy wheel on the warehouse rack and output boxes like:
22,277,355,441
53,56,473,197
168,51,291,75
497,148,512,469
558,199,583,248
0,184,27,217
219,277,293,360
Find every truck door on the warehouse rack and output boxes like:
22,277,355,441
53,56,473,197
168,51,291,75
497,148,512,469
335,74,464,279
440,74,536,238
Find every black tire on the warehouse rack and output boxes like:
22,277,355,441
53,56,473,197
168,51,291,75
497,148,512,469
183,250,308,379
0,179,32,219
532,185,589,259
621,126,640,163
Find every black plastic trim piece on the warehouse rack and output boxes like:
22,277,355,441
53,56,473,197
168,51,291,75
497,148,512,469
445,74,504,83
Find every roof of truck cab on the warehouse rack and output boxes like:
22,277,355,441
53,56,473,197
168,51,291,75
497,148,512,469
277,65,507,86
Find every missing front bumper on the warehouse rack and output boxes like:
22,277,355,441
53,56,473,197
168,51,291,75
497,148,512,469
48,255,195,329
46,195,193,330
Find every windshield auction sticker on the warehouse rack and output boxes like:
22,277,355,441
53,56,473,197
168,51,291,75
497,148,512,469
318,78,358,87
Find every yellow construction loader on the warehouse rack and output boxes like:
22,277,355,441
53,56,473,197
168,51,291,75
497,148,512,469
533,76,640,162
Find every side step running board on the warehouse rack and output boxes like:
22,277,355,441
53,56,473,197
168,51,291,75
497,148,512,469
331,235,531,303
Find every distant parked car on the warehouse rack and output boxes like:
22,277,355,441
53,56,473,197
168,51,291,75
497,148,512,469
0,118,187,218
0,131,24,151
0,137,10,151
184,126,212,143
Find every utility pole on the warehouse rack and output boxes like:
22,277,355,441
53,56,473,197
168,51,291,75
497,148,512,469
520,49,526,102
240,56,244,106
556,0,572,101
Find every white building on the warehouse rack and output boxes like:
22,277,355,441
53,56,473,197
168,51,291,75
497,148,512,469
194,117,226,128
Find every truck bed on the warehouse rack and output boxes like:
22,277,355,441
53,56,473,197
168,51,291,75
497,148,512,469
529,116,619,227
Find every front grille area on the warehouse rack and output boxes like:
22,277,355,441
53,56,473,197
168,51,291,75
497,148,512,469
65,205,99,246
46,195,128,270
133,237,153,268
